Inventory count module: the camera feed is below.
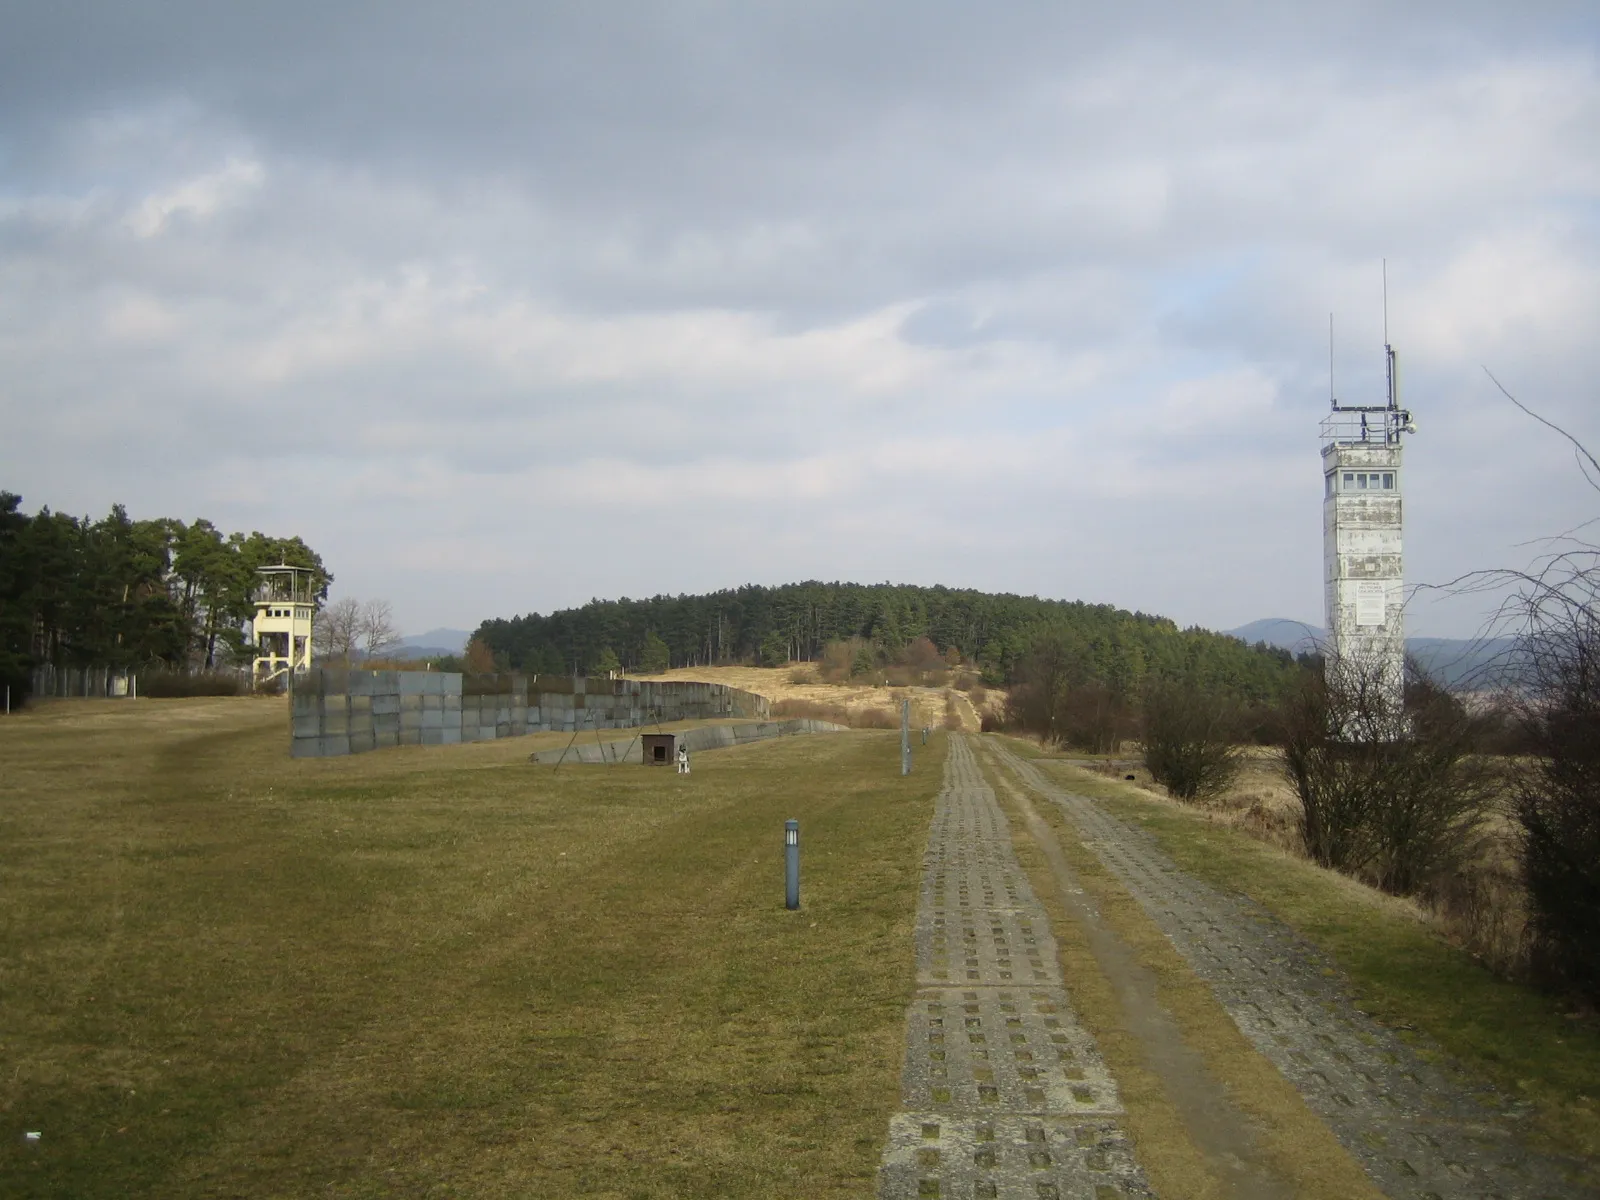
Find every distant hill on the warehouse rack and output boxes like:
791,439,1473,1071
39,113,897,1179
1226,619,1520,689
389,628,471,659
1227,619,1324,655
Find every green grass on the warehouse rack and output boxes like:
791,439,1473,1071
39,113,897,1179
1,699,944,1197
1008,745,1600,1173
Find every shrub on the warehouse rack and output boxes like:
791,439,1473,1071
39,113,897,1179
773,697,848,724
818,639,864,683
1370,675,1498,897
943,692,963,731
1513,611,1600,1000
1140,679,1242,801
899,635,944,676
772,697,896,730
1279,659,1496,895
1057,682,1134,755
852,707,897,729
1279,669,1380,873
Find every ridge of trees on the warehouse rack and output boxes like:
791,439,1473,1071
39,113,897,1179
0,490,329,699
473,581,1299,701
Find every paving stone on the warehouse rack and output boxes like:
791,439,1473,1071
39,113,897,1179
988,739,1595,1200
899,987,1120,1117
879,737,1152,1199
880,1113,1148,1200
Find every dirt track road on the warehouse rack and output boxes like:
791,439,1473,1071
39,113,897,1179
980,736,1592,1200
877,735,1591,1198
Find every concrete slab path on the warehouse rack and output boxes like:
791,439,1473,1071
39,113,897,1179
877,734,1153,1198
985,736,1594,1200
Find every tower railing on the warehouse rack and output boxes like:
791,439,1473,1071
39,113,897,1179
1320,409,1408,446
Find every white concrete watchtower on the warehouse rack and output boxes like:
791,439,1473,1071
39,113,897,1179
251,565,317,685
1321,319,1415,721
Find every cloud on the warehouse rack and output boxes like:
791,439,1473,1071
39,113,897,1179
0,4,1596,637
126,156,264,238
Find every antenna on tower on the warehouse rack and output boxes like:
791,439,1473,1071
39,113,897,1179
1382,258,1389,345
1321,261,1415,444
1383,258,1398,413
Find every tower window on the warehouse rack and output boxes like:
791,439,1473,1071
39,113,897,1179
1338,471,1397,492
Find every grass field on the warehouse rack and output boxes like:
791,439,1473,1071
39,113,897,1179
0,698,944,1198
994,739,1600,1175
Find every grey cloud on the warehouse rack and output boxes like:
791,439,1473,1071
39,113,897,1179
1,2,1596,635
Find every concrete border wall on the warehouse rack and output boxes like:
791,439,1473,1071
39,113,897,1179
290,670,770,758
529,718,848,764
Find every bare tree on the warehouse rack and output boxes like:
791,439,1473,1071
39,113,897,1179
1005,631,1077,745
314,596,361,668
1278,655,1495,894
1446,375,1600,998
1141,678,1243,801
357,599,402,661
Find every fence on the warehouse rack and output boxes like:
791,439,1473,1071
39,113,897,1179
30,665,139,699
291,669,772,758
26,664,251,701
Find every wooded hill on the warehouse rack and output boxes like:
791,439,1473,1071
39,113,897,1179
475,582,1299,702
0,490,329,695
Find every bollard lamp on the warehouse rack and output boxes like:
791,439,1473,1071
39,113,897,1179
784,819,800,910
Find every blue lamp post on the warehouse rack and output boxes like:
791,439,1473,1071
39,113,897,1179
784,819,800,910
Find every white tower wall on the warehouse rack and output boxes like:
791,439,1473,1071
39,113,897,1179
1322,441,1405,705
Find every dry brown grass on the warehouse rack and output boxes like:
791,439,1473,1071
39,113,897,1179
629,664,994,733
0,697,946,1198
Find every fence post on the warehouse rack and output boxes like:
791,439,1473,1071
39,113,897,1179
901,698,911,775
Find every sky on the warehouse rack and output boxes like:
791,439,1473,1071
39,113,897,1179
2,2,1596,640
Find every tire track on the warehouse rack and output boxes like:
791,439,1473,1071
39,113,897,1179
988,737,1593,1200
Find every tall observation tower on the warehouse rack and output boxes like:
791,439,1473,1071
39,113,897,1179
1321,302,1416,720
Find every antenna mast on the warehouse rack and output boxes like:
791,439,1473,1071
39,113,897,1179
1383,258,1398,412
1328,313,1335,409
1321,260,1414,445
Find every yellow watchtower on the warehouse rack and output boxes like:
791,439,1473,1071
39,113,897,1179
252,565,316,685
